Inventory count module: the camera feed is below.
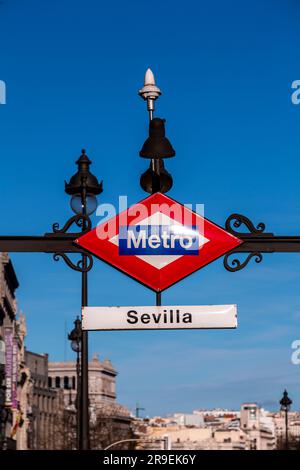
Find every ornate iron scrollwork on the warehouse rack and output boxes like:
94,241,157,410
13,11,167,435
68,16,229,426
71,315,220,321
51,214,91,236
223,252,263,272
50,214,93,272
225,213,266,236
53,252,93,273
223,213,271,272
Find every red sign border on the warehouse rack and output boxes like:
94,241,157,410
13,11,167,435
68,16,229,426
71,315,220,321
75,193,243,292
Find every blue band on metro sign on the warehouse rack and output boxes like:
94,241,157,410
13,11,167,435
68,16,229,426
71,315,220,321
119,225,200,255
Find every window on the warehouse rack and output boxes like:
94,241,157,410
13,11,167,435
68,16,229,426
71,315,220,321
48,377,52,388
64,376,69,389
55,376,61,388
72,376,76,390
0,307,4,326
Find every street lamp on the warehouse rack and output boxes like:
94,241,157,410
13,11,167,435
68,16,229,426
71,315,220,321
65,149,102,450
65,149,103,215
68,317,82,450
280,389,292,450
139,76,175,308
69,317,82,354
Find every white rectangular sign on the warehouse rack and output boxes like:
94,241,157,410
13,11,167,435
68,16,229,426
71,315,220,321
82,305,237,331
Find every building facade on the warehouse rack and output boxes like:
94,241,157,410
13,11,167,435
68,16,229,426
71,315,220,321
240,403,275,450
25,350,64,450
48,353,117,409
139,404,276,450
0,252,30,450
48,353,134,450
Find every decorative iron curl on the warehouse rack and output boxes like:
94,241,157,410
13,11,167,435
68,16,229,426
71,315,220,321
52,214,91,235
53,252,93,273
223,252,263,272
225,213,266,236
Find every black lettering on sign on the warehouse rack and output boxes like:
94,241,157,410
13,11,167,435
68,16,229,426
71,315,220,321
126,309,193,325
140,314,150,324
127,310,138,324
183,313,192,323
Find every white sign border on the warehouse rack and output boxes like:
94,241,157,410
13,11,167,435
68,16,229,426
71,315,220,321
82,305,237,331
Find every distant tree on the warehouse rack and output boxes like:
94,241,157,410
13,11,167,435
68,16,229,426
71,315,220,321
89,404,136,450
53,402,136,450
46,407,76,450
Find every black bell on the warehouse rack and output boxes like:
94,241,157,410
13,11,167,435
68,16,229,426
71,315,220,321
139,118,175,159
140,160,173,194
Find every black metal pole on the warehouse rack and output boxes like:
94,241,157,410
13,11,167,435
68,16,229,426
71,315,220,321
151,158,162,310
151,159,161,194
80,179,90,450
285,409,289,450
80,259,89,449
76,350,81,450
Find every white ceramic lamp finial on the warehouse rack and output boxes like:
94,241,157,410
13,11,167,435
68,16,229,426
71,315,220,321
144,68,155,86
139,68,161,101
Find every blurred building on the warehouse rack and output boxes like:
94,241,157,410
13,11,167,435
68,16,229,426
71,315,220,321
0,253,30,450
274,411,300,443
240,403,275,450
49,353,135,450
25,350,64,449
139,404,277,450
48,353,117,409
170,412,204,427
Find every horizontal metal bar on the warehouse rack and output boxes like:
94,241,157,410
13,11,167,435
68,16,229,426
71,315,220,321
1,234,300,255
0,236,81,253
232,236,300,253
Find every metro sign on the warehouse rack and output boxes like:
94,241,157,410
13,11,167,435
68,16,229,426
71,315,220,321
75,193,242,292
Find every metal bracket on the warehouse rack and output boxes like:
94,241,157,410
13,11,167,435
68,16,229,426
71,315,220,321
223,213,300,272
47,214,91,237
224,213,268,272
225,213,272,238
50,214,93,272
224,252,263,272
53,252,93,273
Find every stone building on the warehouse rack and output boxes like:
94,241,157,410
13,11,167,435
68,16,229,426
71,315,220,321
139,404,276,451
0,252,30,450
274,411,300,447
14,313,30,450
48,353,117,409
240,403,275,450
48,353,134,449
25,350,64,450
0,253,131,450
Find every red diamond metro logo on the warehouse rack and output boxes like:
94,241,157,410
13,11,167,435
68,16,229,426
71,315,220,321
75,193,242,292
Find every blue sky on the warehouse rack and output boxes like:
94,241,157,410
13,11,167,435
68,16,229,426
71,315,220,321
1,0,300,416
